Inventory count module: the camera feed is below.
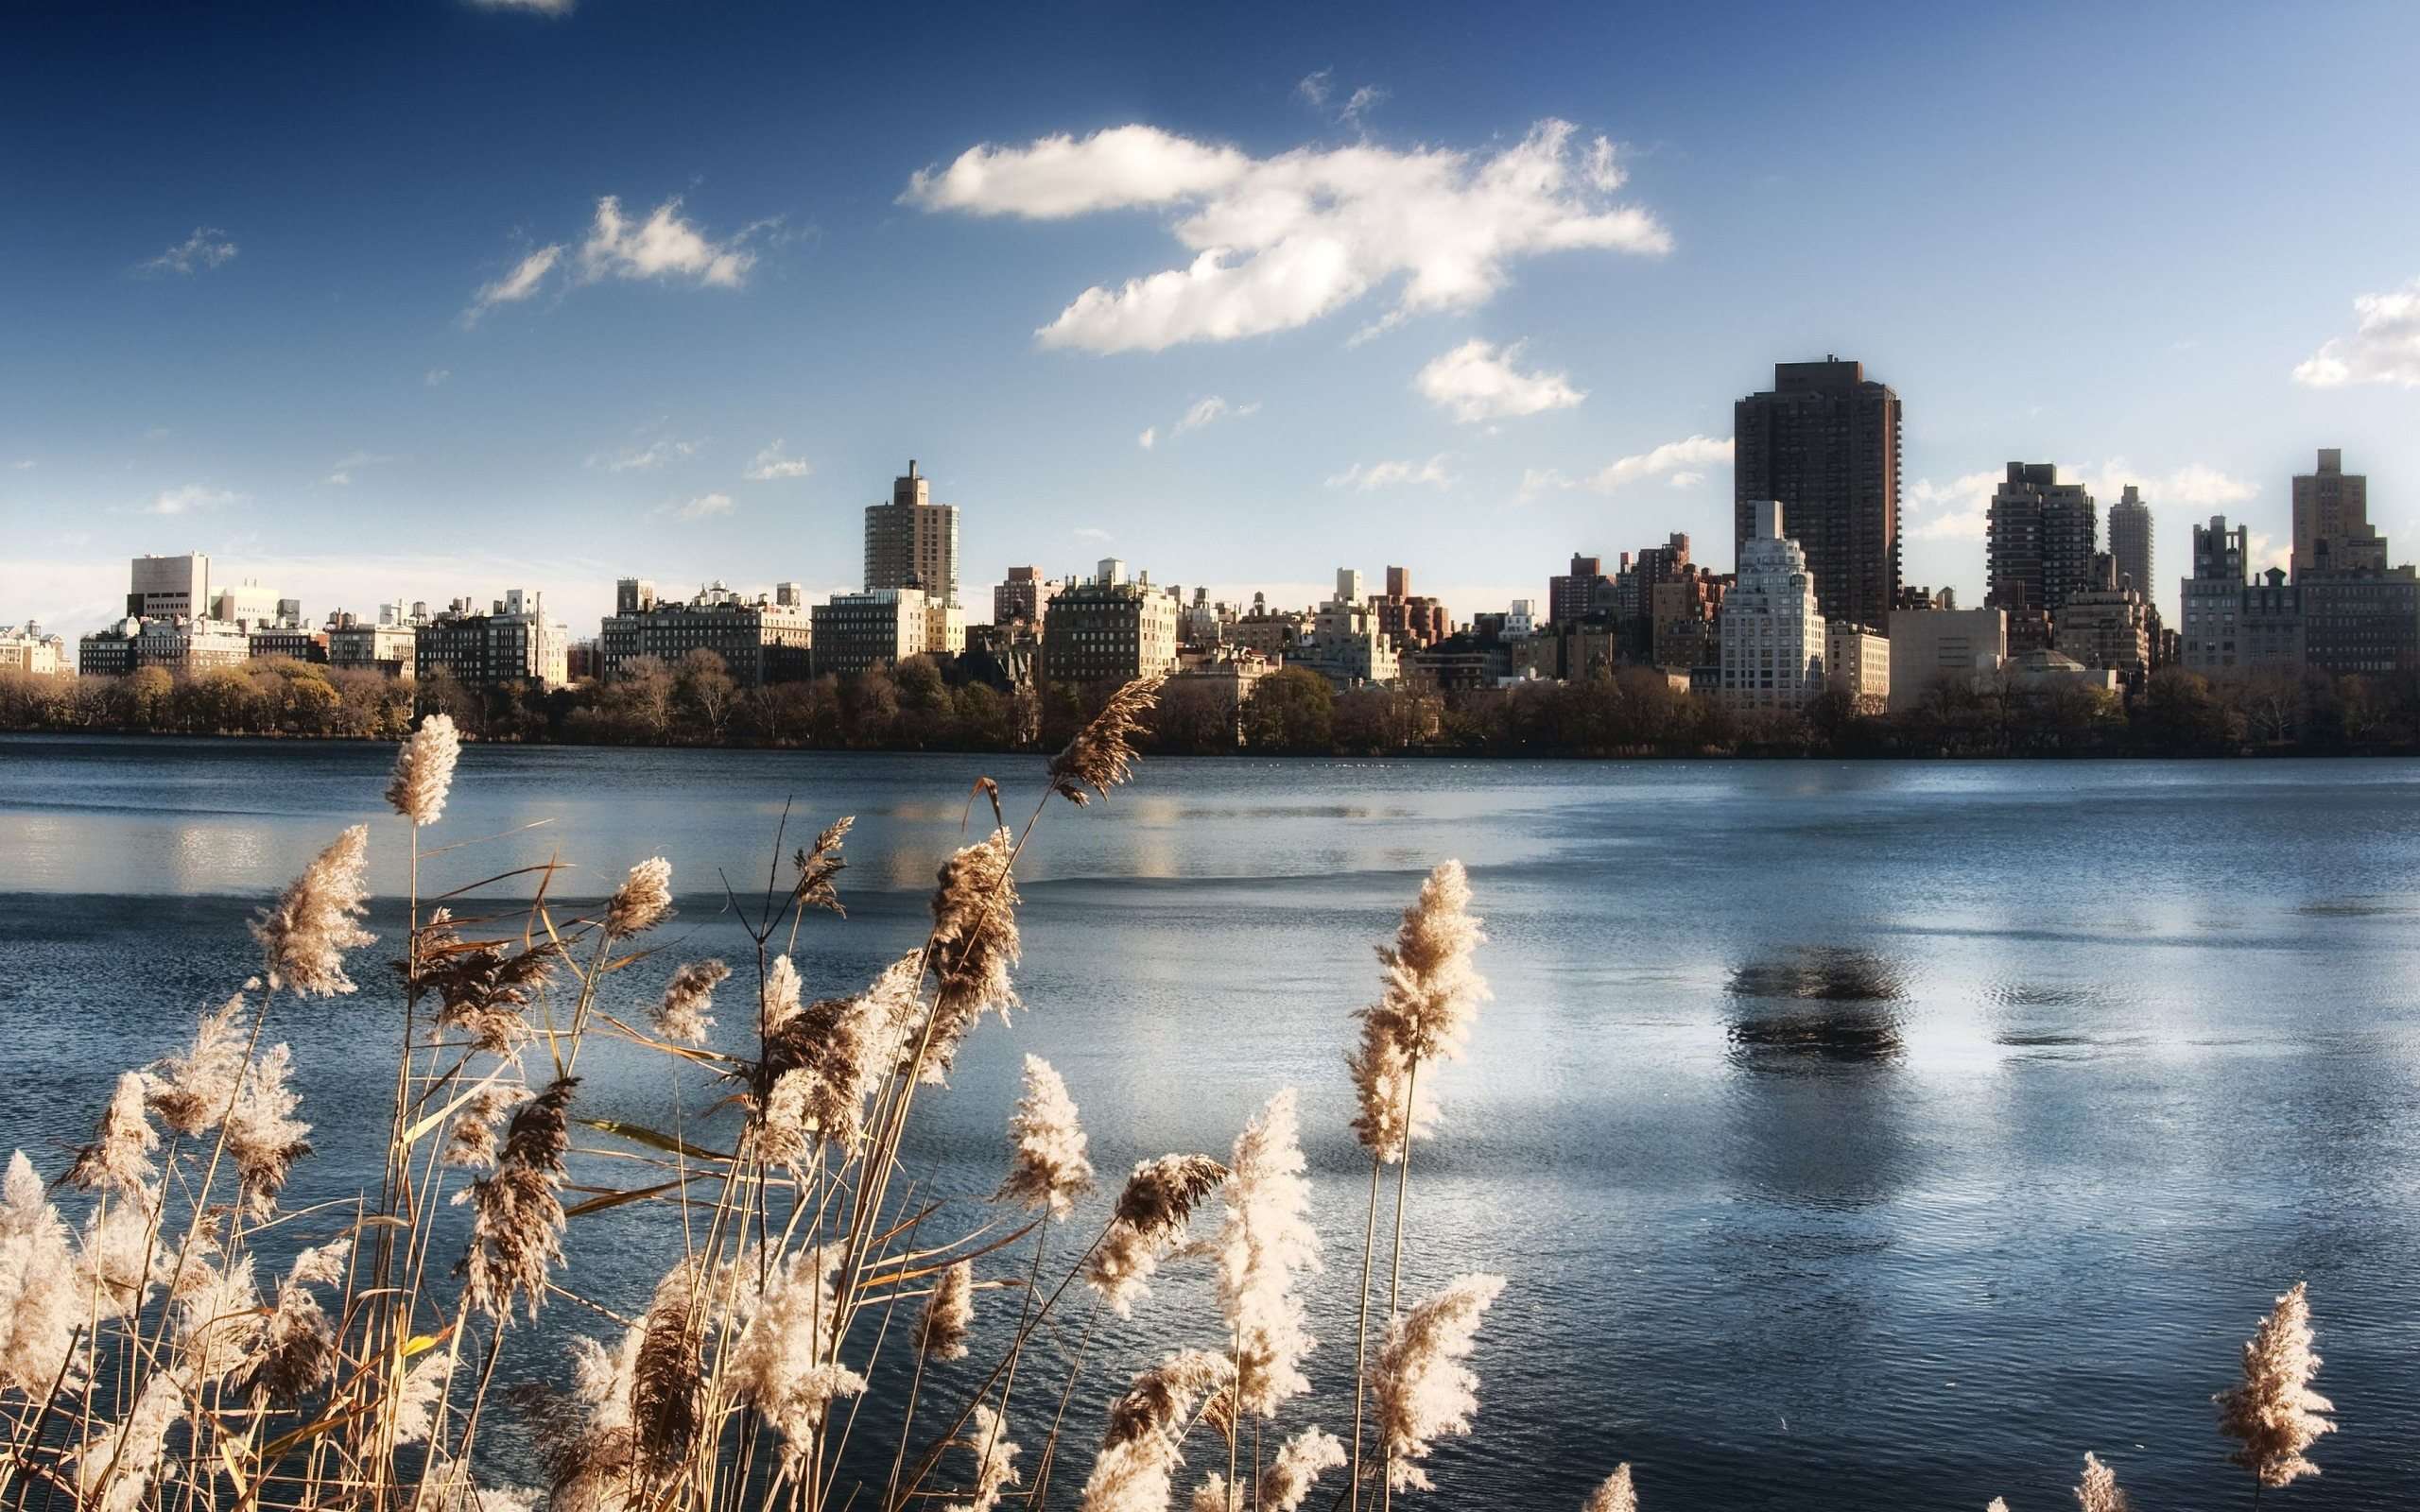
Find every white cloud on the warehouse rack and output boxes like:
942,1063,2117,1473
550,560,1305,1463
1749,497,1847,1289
424,368,451,387
1903,470,2001,543
590,438,699,473
664,491,733,521
138,228,237,276
1295,70,1332,108
142,484,240,516
1415,337,1585,422
1136,426,1157,451
469,0,574,12
1669,470,1705,490
323,451,395,487
10,459,32,471
1327,455,1455,491
579,197,756,287
2292,278,2420,387
1579,434,1732,493
1517,466,1574,498
1174,395,1260,435
463,244,562,325
1339,85,1387,128
1073,526,1113,541
904,118,1668,352
1901,460,2256,546
743,439,812,481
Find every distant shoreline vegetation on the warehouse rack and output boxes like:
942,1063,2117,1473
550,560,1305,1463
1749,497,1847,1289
6,651,2420,759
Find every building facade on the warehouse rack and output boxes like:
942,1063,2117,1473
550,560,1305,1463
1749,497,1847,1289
1986,462,2100,620
2053,556,2152,694
1719,501,1827,711
127,554,210,620
1371,566,1451,650
0,624,67,677
863,460,959,608
327,616,419,677
1733,357,1901,631
810,589,929,677
2292,448,2382,580
2301,568,2420,676
993,566,1061,633
2180,515,2251,673
2107,485,2153,598
600,578,813,685
1547,554,1611,627
1040,571,1180,686
1824,623,1891,707
414,590,570,689
2240,568,2304,674
1885,606,2008,713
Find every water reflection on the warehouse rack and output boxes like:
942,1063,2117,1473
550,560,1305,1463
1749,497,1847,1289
1724,947,1908,1070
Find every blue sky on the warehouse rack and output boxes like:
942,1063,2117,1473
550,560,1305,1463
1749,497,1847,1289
5,0,2418,636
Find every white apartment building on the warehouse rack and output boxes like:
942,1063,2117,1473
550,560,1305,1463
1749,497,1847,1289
1719,501,1826,711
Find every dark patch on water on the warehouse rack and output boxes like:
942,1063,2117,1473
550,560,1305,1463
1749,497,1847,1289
1728,947,1908,1004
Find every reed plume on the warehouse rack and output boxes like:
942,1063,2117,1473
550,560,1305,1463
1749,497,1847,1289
1215,1088,1322,1418
456,1074,577,1318
727,1241,867,1469
997,1054,1095,1220
420,927,562,1054
1085,1154,1228,1317
389,1344,459,1445
1987,1500,2009,1512
920,1258,976,1363
0,1150,87,1395
1348,861,1487,1164
1078,1349,1236,1512
944,1402,1022,1512
147,992,251,1136
443,1080,528,1170
231,1239,349,1400
63,1070,160,1197
604,855,675,938
1201,1427,1345,1512
224,1040,312,1218
754,959,907,1163
386,711,460,826
2073,1452,2130,1512
925,828,1023,1072
792,815,853,917
2215,1280,2335,1490
1049,672,1167,806
1374,1273,1507,1493
631,1256,716,1485
652,958,730,1045
251,823,375,996
1583,1464,1638,1511
68,1366,186,1512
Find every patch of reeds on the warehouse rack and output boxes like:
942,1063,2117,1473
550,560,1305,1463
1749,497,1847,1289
0,676,2351,1510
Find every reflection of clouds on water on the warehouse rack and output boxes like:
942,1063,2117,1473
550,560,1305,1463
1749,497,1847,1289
170,821,268,896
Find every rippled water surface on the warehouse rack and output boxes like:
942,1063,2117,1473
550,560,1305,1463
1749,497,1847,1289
6,734,2420,1508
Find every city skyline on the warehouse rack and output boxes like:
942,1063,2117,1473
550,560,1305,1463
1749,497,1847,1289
7,1,2420,636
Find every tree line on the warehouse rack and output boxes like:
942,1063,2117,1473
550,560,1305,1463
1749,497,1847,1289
9,647,2420,758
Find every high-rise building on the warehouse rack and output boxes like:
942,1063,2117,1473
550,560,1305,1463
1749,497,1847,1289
127,554,210,620
2107,485,2152,597
1719,501,1827,711
1825,623,1892,708
211,581,287,627
863,460,960,607
2180,515,2249,673
2292,449,2382,580
1547,554,1610,627
1293,568,1401,688
1733,357,1901,631
1986,463,2099,619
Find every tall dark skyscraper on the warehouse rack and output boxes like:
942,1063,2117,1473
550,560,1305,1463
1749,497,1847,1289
1733,357,1901,631
2107,485,2152,596
1985,462,2099,615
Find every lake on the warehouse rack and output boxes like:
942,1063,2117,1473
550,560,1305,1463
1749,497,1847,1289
4,734,2418,1509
